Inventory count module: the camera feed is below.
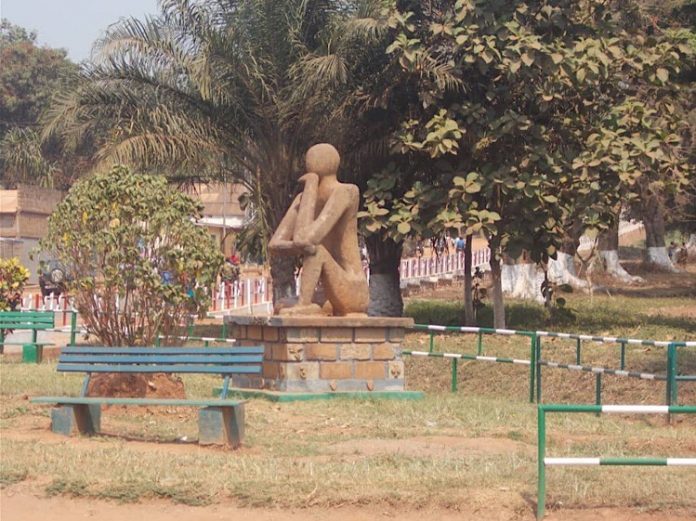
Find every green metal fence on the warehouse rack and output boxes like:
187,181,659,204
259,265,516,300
537,404,696,519
412,324,539,402
410,324,695,405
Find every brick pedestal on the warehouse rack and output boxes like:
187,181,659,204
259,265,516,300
224,315,413,393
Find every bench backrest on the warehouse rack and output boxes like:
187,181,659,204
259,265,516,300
0,311,55,330
59,346,264,399
58,346,264,375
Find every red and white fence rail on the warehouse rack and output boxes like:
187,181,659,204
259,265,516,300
399,248,491,282
209,277,273,315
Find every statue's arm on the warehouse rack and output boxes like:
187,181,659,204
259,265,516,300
294,186,352,246
269,194,301,252
295,173,319,233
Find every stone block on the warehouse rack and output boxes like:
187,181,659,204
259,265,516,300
231,325,247,339
320,327,354,342
198,404,244,448
247,325,264,341
372,342,397,361
263,361,281,379
286,327,320,343
263,327,280,342
355,361,387,379
388,361,405,379
388,328,406,343
272,343,304,362
238,340,259,347
353,327,388,343
263,345,274,361
340,344,371,360
319,362,353,380
281,362,319,381
305,343,338,361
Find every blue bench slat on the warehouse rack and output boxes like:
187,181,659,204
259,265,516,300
56,363,262,374
59,354,263,364
31,397,243,407
60,346,263,355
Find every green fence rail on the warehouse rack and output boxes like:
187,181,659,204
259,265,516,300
413,324,538,402
412,324,695,405
537,404,696,519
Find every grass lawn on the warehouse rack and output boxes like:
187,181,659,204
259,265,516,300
1,267,695,517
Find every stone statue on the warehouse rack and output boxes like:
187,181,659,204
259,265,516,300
269,144,369,316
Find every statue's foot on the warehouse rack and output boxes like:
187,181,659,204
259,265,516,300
278,303,326,316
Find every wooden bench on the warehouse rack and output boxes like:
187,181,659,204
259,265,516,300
0,311,55,362
31,345,263,448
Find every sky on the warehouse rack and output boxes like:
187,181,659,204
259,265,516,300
1,0,160,62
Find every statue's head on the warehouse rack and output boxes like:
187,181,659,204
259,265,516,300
305,143,340,177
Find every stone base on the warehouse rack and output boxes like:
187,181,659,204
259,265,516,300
225,315,413,393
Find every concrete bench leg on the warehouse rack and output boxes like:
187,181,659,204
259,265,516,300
22,344,43,364
51,404,101,436
198,404,244,448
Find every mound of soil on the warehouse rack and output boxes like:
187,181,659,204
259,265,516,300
87,373,186,399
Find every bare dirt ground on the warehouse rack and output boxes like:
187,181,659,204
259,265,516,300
2,485,694,521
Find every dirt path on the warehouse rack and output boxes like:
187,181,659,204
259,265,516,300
2,486,694,521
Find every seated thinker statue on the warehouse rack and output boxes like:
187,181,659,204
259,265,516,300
269,143,369,316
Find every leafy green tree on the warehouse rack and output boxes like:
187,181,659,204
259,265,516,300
363,0,692,326
41,165,223,346
0,19,83,189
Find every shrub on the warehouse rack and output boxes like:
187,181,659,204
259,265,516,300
0,258,30,337
0,257,29,311
41,166,223,345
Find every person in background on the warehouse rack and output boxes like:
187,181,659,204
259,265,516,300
455,236,465,253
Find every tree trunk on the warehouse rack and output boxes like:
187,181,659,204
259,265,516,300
687,233,696,259
270,254,297,306
642,196,678,272
489,252,505,329
548,236,591,291
462,235,474,326
366,235,403,317
597,219,644,284
501,252,544,303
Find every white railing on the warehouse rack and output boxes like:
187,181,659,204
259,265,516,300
399,248,491,282
209,277,273,315
399,221,645,283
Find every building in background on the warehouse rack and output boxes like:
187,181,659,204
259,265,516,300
0,185,64,283
183,182,248,258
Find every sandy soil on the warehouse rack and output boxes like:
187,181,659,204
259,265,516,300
2,486,694,521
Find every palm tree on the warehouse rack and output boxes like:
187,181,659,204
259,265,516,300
44,0,342,301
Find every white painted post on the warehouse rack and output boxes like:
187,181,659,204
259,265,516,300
247,278,252,313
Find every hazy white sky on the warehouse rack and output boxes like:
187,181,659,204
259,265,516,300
1,0,160,61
